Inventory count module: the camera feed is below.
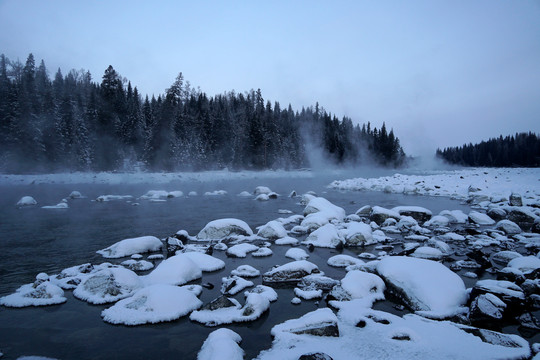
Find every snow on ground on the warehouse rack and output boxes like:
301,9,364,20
101,284,202,325
198,328,244,360
0,169,313,185
96,236,163,259
329,168,540,205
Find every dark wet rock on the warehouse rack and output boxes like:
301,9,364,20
298,353,333,360
392,206,432,223
520,279,540,296
469,293,506,325
392,334,411,341
202,282,214,290
517,312,540,331
464,228,482,236
356,319,367,328
470,280,525,315
467,250,491,270
290,322,339,337
205,245,214,255
491,251,522,268
527,294,540,310
487,208,507,222
509,193,523,207
369,206,400,226
496,268,525,284
508,208,537,227
532,218,540,234
459,326,528,349
201,295,237,311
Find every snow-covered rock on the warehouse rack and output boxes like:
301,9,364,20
468,211,496,225
340,222,373,246
96,195,133,202
97,236,163,259
304,197,345,221
469,293,506,325
262,261,320,284
440,209,469,224
231,265,260,278
197,218,253,240
190,293,270,326
491,251,523,267
297,274,340,292
302,223,343,248
42,202,69,209
181,252,225,272
285,248,309,261
254,186,272,195
198,328,244,360
275,237,299,246
255,194,270,201
257,220,288,239
495,220,522,235
74,267,142,304
226,243,259,258
370,206,401,225
68,191,83,199
331,270,385,305
221,276,254,295
204,190,228,196
252,246,273,257
424,215,450,228
120,259,154,271
327,255,364,268
16,196,37,206
376,256,467,318
391,206,432,223
244,285,278,302
101,284,202,325
508,256,540,273
0,275,66,307
51,263,95,289
143,253,202,286
272,308,339,337
294,287,323,300
411,246,444,260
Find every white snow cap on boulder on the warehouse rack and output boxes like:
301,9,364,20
198,328,244,360
376,256,467,318
257,220,288,239
101,284,202,325
97,236,163,258
302,223,343,248
74,267,142,304
303,197,346,221
17,196,37,206
0,275,66,307
197,218,253,240
468,211,496,225
143,253,202,286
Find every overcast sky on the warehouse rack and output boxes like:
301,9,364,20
1,0,539,157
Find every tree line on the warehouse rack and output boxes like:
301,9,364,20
436,132,540,167
0,53,406,173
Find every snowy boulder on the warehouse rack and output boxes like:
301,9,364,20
329,270,385,306
244,285,278,302
190,293,270,326
424,215,450,228
198,328,244,360
411,246,444,261
255,194,270,201
143,253,202,286
355,205,372,217
508,256,540,273
101,284,202,325
257,221,288,240
508,208,538,226
471,280,525,312
96,195,134,202
369,206,401,226
376,256,467,318
495,220,522,235
73,267,142,304
262,260,320,284
97,236,163,259
51,263,95,289
204,190,228,196
298,274,340,292
469,211,496,225
231,265,260,278
181,252,225,272
302,223,343,249
271,308,339,337
226,243,259,258
469,293,506,325
42,202,69,209
304,197,345,222
254,186,272,195
340,222,372,246
294,287,323,300
285,248,309,261
16,196,37,206
392,206,432,223
439,210,468,224
327,255,364,268
197,218,253,240
252,246,273,257
491,251,523,267
0,275,66,307
121,259,154,271
221,276,254,295
69,191,83,199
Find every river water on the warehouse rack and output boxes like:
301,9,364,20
0,169,517,359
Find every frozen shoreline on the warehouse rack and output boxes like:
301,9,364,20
329,167,540,205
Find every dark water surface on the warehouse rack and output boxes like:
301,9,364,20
0,170,480,359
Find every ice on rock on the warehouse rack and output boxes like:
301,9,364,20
244,285,278,302
285,248,309,261
468,211,496,225
252,247,273,257
424,215,450,227
411,246,444,260
97,236,163,259
275,237,299,246
327,254,364,268
198,328,244,360
340,222,373,246
190,293,270,326
302,223,343,249
181,252,225,272
16,196,37,206
0,274,66,308
376,256,467,318
262,260,320,284
143,253,202,286
221,276,254,295
257,220,288,240
197,218,253,240
121,259,154,271
508,255,540,273
101,284,202,325
231,265,260,278
73,267,142,304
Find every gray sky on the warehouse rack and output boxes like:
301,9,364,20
1,0,539,157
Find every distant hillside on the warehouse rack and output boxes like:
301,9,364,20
0,53,406,173
436,132,540,167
